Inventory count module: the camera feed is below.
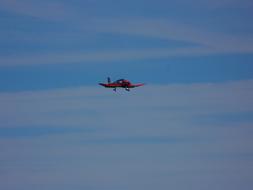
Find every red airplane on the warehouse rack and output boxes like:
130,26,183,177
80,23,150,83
99,77,145,91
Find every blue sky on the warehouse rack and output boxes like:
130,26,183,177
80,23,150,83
0,1,253,190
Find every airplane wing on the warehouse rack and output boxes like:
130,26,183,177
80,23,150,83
130,83,145,88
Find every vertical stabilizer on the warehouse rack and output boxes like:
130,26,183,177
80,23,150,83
107,77,111,84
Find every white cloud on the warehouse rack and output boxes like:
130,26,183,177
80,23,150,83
1,1,253,187
0,0,72,21
1,17,253,66
0,47,219,66
1,0,252,67
1,80,253,190
91,18,253,53
1,80,253,128
170,0,253,9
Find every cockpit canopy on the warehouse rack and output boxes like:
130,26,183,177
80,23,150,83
114,79,130,84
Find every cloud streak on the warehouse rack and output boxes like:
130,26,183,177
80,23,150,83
1,80,253,190
91,18,253,52
1,0,253,67
0,47,220,66
1,17,253,66
1,1,253,189
0,0,72,21
1,80,253,128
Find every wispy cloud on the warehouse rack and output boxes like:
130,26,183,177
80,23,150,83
0,47,219,66
1,0,253,66
1,80,253,190
1,17,253,66
1,80,253,128
91,18,253,53
0,0,72,21
169,0,253,9
1,1,253,189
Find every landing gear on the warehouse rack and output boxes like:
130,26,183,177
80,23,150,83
113,88,116,92
125,88,130,91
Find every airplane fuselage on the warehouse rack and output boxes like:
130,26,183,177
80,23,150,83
99,78,144,91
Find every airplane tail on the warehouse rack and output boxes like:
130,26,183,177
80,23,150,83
107,77,111,84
